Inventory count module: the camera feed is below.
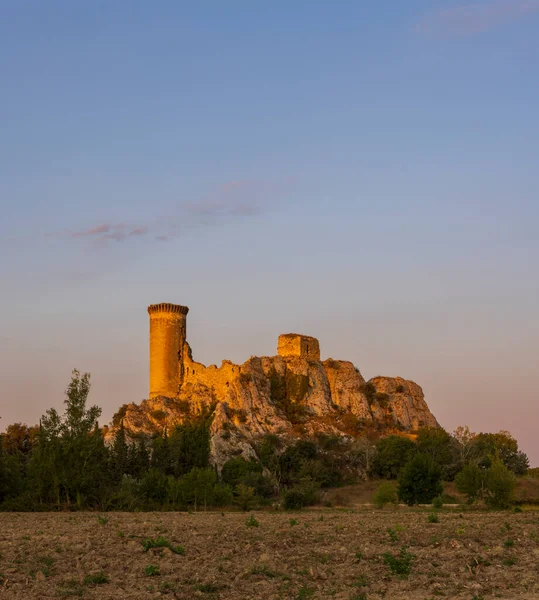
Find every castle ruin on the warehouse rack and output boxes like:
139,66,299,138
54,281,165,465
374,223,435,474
148,302,320,398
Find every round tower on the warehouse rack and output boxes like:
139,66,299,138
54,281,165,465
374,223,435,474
148,303,189,398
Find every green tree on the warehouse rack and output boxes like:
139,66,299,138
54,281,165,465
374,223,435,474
169,419,211,477
110,422,129,483
372,435,416,479
397,454,443,506
470,431,529,475
455,461,485,504
416,426,459,479
175,467,217,510
28,369,109,507
484,457,516,508
151,429,173,475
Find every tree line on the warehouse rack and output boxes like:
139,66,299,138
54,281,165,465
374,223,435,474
0,370,533,511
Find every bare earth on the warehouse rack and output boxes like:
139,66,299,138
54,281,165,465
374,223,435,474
0,509,538,599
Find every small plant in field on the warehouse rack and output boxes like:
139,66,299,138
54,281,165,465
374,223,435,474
513,506,523,513
387,527,398,542
383,547,414,577
504,538,514,548
296,586,316,599
83,572,109,585
289,518,298,526
503,556,517,566
246,514,259,528
351,594,367,600
467,555,490,574
432,496,443,509
97,515,108,526
56,579,84,597
250,564,276,578
428,512,439,523
197,582,220,593
116,530,124,538
353,574,368,586
144,565,160,577
502,521,511,531
355,550,363,561
456,525,465,535
472,596,485,600
141,536,185,555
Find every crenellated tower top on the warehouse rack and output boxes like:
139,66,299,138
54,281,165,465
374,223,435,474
148,303,189,316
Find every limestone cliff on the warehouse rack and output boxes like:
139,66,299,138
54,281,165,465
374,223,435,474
107,338,438,469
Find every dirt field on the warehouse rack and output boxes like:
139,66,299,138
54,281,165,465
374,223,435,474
1,508,538,599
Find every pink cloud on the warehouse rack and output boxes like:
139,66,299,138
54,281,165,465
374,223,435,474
416,0,539,36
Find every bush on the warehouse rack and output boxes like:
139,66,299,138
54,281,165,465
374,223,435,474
397,454,443,506
373,482,398,508
432,496,443,509
234,483,258,511
283,479,320,510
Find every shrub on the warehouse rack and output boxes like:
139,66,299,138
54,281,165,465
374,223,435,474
432,496,443,509
283,480,320,510
397,454,443,506
428,512,439,523
144,565,160,576
246,514,259,527
234,483,258,511
382,547,414,577
373,482,398,508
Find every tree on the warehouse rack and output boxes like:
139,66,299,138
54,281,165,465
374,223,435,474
416,427,459,479
151,429,172,475
28,369,108,507
484,458,516,508
452,426,477,464
371,435,416,479
455,461,485,504
222,457,262,488
110,422,129,483
470,431,529,475
169,419,211,477
397,454,443,506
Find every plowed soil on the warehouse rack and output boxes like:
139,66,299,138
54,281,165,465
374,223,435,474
0,509,538,599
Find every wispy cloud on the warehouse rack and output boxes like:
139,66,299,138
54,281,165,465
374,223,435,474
52,179,288,247
70,223,149,243
416,0,539,37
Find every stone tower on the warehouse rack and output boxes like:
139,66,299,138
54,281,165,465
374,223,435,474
148,303,189,398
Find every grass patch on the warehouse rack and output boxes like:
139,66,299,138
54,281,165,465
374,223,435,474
144,564,160,576
141,536,185,555
383,547,414,577
83,572,109,585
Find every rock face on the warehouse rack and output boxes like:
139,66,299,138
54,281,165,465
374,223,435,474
108,334,439,470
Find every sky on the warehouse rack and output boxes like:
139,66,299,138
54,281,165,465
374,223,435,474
1,1,538,464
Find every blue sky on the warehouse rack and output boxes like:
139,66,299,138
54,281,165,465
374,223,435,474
1,1,538,464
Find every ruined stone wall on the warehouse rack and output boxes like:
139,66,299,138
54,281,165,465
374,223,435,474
277,333,320,361
148,303,189,398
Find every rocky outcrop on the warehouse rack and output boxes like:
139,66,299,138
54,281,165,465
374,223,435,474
108,342,439,470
